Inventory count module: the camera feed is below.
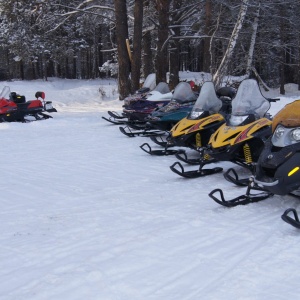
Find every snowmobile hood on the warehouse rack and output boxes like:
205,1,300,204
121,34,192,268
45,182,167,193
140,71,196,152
272,99,300,131
170,113,224,138
148,101,193,120
146,91,173,101
209,117,272,148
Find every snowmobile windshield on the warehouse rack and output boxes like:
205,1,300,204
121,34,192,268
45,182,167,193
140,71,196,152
142,73,156,90
172,82,197,103
229,79,270,126
189,81,222,119
0,86,11,100
153,82,170,94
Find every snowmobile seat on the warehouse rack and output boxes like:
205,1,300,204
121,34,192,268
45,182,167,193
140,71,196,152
216,86,236,100
220,99,232,115
136,87,150,94
35,91,45,100
9,92,26,103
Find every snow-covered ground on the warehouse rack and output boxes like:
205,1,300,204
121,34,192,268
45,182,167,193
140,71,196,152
1,76,300,300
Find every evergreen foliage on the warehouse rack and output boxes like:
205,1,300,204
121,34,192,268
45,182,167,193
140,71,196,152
0,0,299,94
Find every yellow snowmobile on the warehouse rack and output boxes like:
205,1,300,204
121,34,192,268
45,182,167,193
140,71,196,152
141,81,234,158
172,79,279,179
169,82,234,147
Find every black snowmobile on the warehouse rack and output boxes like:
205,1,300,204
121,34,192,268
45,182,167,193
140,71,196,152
172,79,279,180
102,79,172,126
251,99,300,228
102,73,157,124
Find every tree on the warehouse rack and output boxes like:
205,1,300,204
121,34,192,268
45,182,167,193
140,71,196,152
213,0,249,87
130,0,144,93
155,0,171,84
113,0,131,99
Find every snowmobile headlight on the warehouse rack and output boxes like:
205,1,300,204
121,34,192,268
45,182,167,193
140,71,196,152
272,125,287,147
291,128,300,141
190,110,204,119
272,125,300,147
274,125,285,139
229,115,248,126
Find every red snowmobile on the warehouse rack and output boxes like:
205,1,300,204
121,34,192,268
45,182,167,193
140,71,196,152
0,86,56,122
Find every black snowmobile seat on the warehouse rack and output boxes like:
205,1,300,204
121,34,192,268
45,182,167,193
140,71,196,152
9,92,26,103
216,86,236,99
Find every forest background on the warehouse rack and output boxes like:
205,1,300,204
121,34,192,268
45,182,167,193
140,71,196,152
0,0,299,99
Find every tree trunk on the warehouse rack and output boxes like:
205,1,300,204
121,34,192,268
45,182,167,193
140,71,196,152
213,0,249,88
114,0,131,100
169,0,182,90
279,4,285,95
143,31,153,78
246,3,260,77
131,0,144,93
155,0,171,84
203,0,212,73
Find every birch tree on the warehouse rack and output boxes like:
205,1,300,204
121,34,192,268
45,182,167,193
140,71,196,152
246,2,260,77
213,0,249,88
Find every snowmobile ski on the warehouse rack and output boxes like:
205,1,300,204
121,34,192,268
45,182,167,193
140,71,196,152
169,161,223,178
223,168,250,186
102,116,127,125
125,122,147,130
119,126,165,137
36,112,52,120
281,208,300,229
140,143,179,156
108,111,126,119
209,177,273,207
149,135,170,147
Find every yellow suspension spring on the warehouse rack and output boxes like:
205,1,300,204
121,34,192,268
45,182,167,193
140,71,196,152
196,133,201,148
243,143,253,164
204,153,211,161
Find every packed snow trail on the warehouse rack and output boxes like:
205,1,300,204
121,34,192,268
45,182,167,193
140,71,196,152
0,112,298,300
